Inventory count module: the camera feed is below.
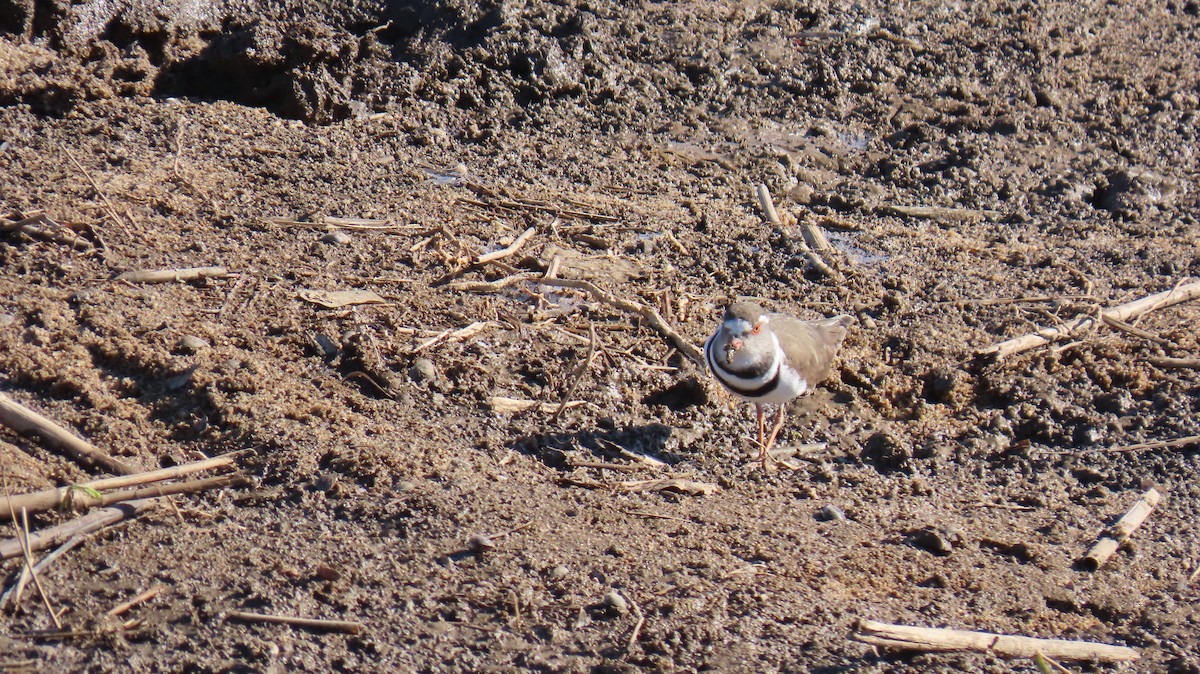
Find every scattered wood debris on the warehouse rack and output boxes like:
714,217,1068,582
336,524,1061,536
757,184,840,280
1080,487,1162,571
1,211,94,251
535,277,702,364
851,618,1139,662
0,499,159,560
977,280,1200,360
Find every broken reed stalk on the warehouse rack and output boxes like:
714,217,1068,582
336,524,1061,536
0,499,157,560
225,609,364,634
755,184,840,279
0,455,239,519
535,277,704,364
26,474,247,521
15,509,62,629
1080,488,1162,571
0,391,137,475
113,266,231,284
978,280,1200,360
851,618,1139,662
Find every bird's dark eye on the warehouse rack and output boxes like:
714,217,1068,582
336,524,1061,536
751,323,762,334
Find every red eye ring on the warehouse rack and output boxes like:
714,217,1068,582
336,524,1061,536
751,323,762,334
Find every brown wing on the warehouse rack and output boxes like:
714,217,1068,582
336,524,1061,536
771,314,853,384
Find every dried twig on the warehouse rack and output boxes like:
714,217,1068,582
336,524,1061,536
535,277,703,364
1080,488,1162,571
0,212,93,251
105,586,163,618
0,455,239,519
626,593,646,652
757,184,840,279
478,226,536,265
1149,356,1200,369
0,392,137,475
851,618,1139,662
411,321,495,353
1101,314,1168,344
551,323,600,424
225,609,363,634
64,149,134,236
114,266,231,284
15,510,61,629
978,281,1200,360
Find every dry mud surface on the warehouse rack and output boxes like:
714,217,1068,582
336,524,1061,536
2,1,1200,672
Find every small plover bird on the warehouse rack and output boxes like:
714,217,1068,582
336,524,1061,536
705,301,852,469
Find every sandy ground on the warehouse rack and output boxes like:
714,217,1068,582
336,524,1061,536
2,1,1200,671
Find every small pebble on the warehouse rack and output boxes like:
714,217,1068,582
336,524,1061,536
547,565,569,581
0,313,15,327
602,591,629,614
815,505,846,522
321,230,352,244
409,357,437,383
468,535,495,552
178,335,209,353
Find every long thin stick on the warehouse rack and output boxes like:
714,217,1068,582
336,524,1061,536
1080,488,1162,571
978,281,1200,360
851,618,1139,662
113,266,230,284
64,149,134,236
1149,356,1200,369
105,586,163,618
225,609,364,634
551,323,599,424
535,277,703,364
17,509,62,629
0,455,239,519
37,474,248,522
0,392,137,475
0,455,237,518
0,499,158,560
